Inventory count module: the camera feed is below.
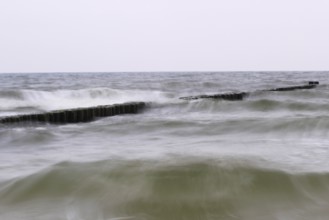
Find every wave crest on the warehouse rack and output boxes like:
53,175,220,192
0,88,172,114
1,159,329,220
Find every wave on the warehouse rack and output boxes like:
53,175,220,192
149,97,329,119
0,88,174,114
142,105,329,137
1,158,329,220
0,84,328,115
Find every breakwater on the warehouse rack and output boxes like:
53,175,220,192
267,84,317,91
0,102,146,124
179,81,319,101
0,81,320,125
179,92,248,101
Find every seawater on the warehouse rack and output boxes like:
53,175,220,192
0,72,329,220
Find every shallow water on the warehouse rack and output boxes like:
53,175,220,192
0,72,328,220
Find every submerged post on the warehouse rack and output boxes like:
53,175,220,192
309,81,319,85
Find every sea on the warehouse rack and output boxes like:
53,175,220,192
0,72,329,220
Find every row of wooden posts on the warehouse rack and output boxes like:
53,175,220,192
0,102,146,124
179,81,319,100
0,81,320,125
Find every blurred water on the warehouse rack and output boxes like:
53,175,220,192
0,72,328,220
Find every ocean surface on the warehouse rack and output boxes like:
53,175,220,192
0,72,329,220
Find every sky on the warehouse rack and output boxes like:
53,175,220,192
1,0,329,73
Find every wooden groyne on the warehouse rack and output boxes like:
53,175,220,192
267,84,317,92
0,102,146,124
179,81,319,101
180,92,248,101
0,81,320,125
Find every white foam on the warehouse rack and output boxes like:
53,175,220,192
0,88,174,112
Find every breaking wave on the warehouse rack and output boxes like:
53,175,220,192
0,88,173,114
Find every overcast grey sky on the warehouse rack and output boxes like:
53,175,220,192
1,0,329,73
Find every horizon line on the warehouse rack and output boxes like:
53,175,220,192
1,70,329,74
